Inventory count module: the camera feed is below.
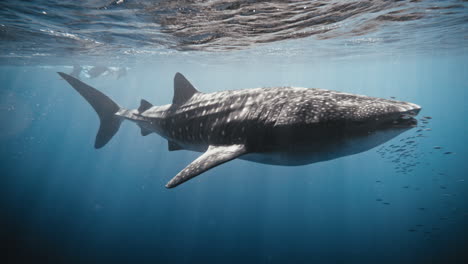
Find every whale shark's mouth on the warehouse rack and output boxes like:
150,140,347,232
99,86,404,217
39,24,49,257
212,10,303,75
391,107,421,128
393,115,418,127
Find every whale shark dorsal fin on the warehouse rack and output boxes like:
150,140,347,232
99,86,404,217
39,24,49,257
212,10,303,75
173,72,199,105
165,144,248,188
168,140,183,151
138,99,153,113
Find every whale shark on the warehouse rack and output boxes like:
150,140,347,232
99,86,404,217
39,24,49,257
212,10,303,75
58,72,421,188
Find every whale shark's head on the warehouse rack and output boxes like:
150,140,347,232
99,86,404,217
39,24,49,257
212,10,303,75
387,102,421,128
377,101,421,128
344,99,421,131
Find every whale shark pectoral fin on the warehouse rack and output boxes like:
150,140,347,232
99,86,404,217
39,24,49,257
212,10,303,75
165,144,248,188
168,140,183,151
172,73,200,105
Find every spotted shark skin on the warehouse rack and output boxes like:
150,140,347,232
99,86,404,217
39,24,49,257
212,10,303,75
58,72,421,188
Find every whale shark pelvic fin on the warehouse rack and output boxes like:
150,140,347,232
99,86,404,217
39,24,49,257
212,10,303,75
172,72,200,105
58,72,123,149
168,140,183,151
165,144,248,188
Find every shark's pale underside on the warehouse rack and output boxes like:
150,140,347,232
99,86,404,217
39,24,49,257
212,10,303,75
58,72,421,188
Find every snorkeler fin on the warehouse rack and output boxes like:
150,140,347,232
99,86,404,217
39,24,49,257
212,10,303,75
58,72,122,149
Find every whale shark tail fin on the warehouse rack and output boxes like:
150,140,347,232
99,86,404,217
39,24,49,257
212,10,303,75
58,72,123,149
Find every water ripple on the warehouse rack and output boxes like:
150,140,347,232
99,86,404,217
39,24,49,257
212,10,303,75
0,0,466,64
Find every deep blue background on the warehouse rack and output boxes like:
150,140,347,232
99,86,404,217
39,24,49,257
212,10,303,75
1,54,468,263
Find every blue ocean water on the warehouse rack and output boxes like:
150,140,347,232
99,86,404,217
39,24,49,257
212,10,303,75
1,1,468,263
